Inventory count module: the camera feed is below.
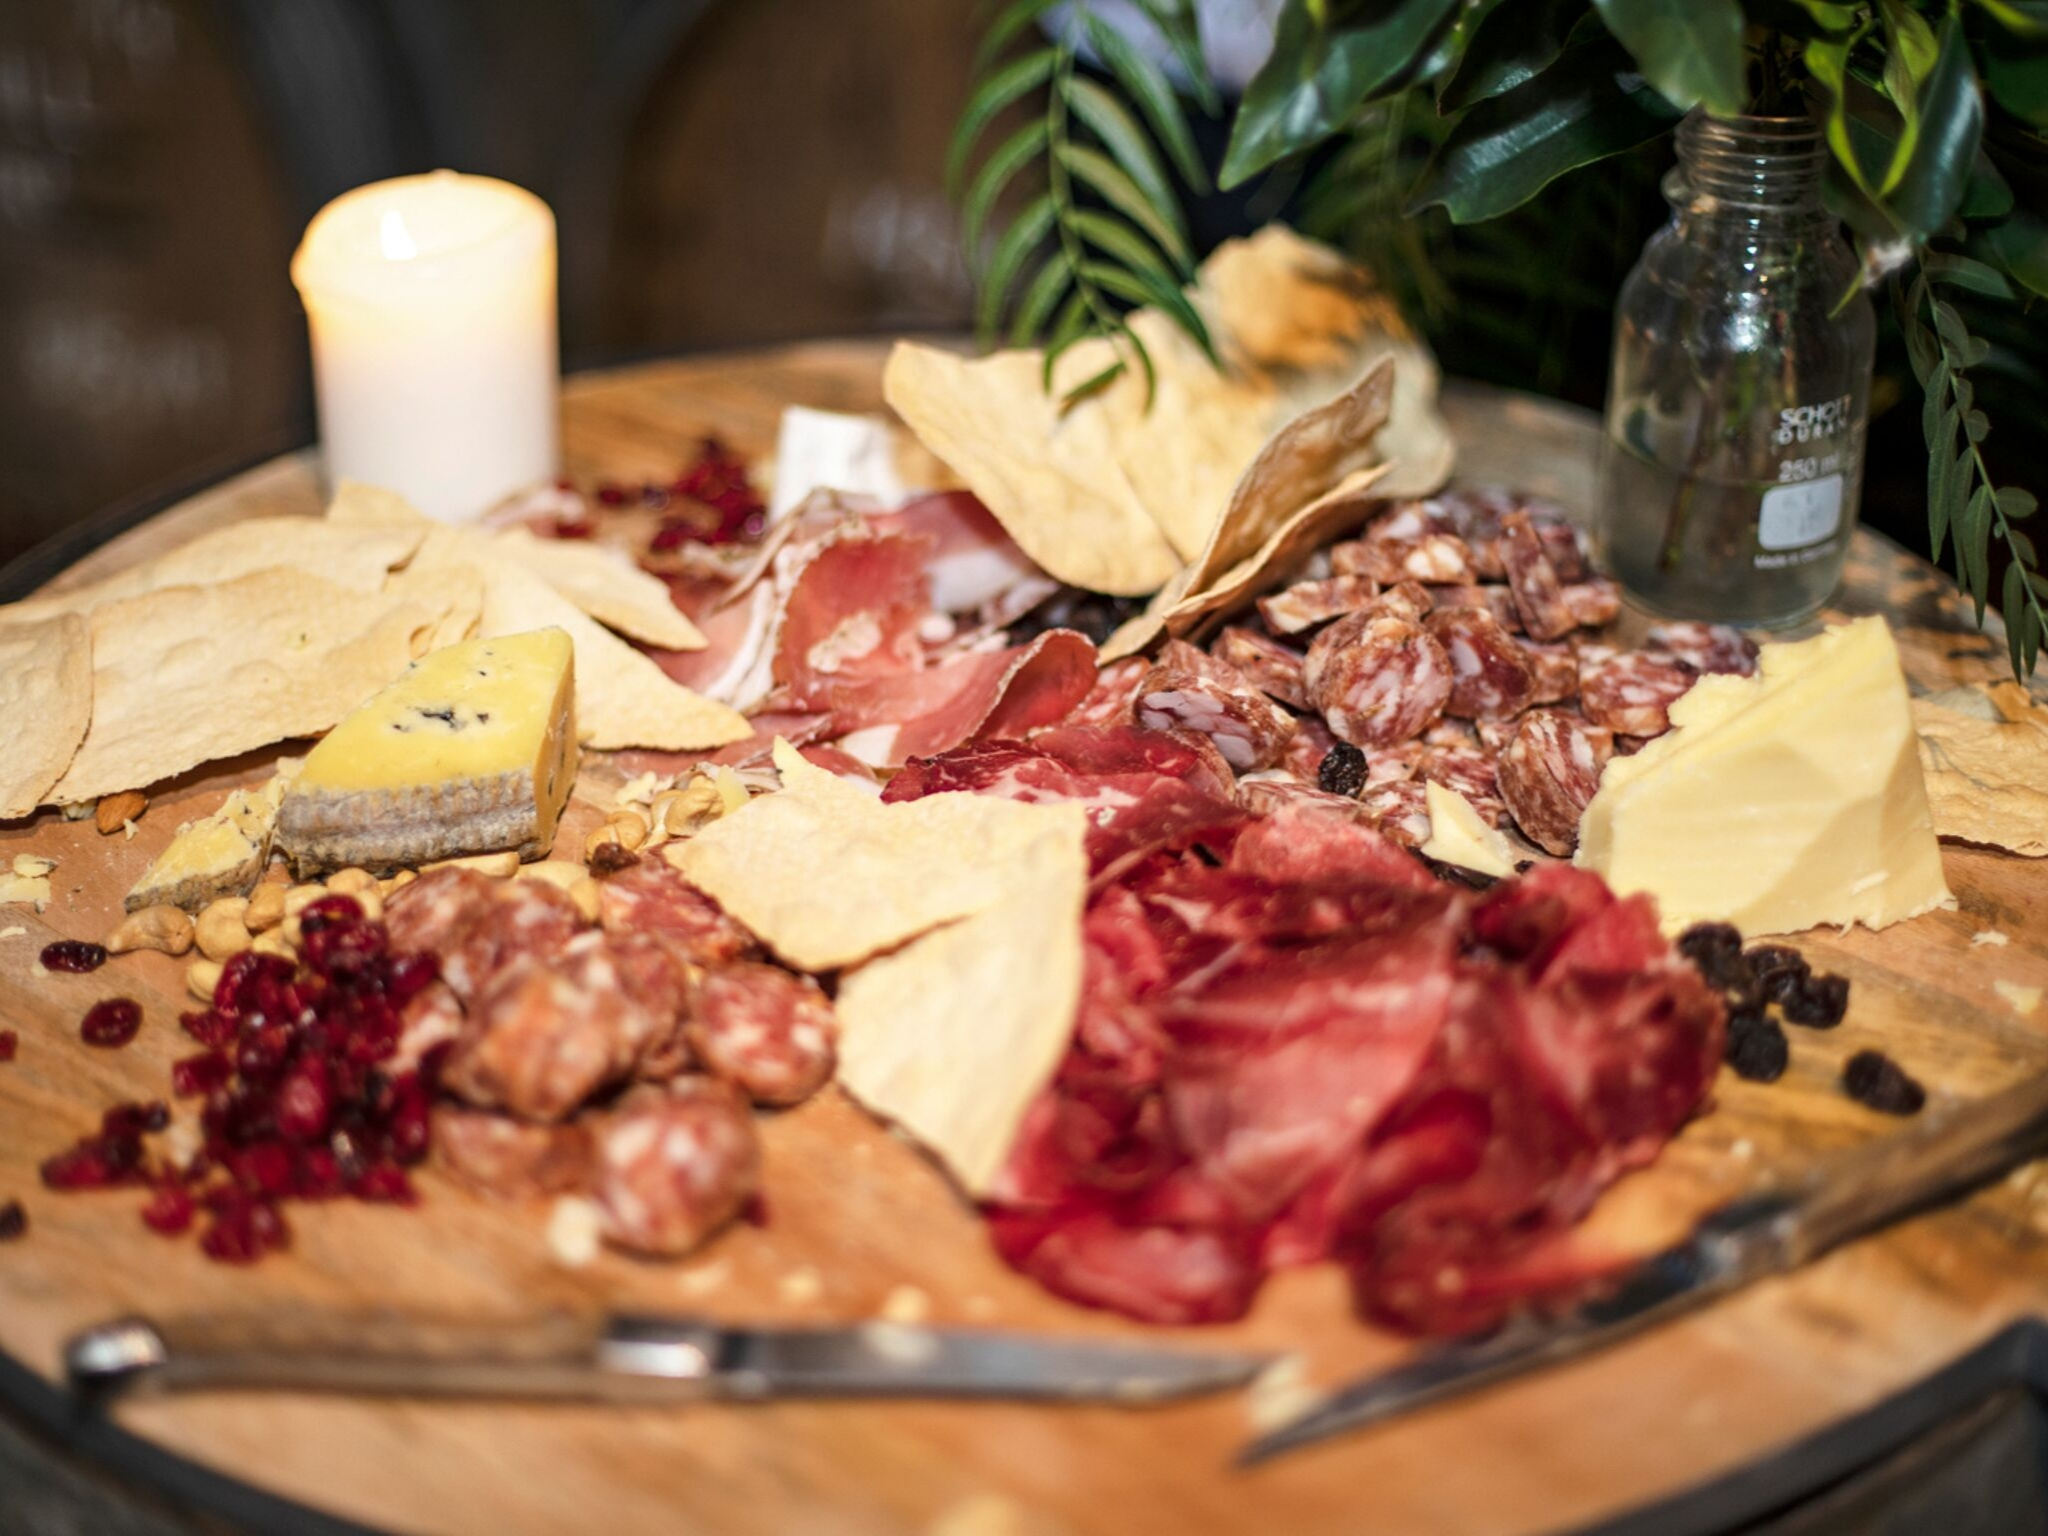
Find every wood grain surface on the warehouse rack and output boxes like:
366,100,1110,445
3,340,2046,1536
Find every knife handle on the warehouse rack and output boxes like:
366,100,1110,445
1782,1066,2048,1266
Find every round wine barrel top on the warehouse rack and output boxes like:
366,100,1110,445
2,340,2046,1536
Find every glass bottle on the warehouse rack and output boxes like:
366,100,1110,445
1594,112,1875,627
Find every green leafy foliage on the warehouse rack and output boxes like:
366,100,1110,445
1590,0,1748,115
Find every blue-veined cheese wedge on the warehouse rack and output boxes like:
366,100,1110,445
1575,616,1952,936
276,628,577,877
126,775,288,912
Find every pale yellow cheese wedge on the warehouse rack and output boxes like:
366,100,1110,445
1420,780,1517,879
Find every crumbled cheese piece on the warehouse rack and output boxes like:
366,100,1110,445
613,771,664,809
1973,929,2011,947
778,1265,824,1305
0,926,24,940
1730,1138,1755,1161
879,1283,932,1325
122,819,138,840
546,1196,602,1268
12,855,55,879
163,1117,202,1169
60,802,93,821
676,1259,730,1298
1246,1353,1324,1435
0,874,51,911
1994,980,2043,1017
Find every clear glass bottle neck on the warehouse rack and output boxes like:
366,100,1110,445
1667,110,1829,224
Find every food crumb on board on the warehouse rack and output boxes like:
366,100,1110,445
1972,929,2011,948
1246,1353,1323,1436
546,1196,602,1269
879,1283,932,1326
1730,1138,1755,1161
0,927,23,940
1994,980,2044,1018
676,1259,730,1298
925,1492,1047,1536
778,1265,824,1305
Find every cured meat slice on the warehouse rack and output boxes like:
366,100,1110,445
1212,627,1310,711
1536,521,1589,582
1579,651,1697,737
1304,612,1452,748
685,961,837,1107
1359,779,1432,846
1500,510,1577,641
382,868,501,972
1370,580,1435,624
1136,640,1297,772
1255,574,1379,636
591,1079,761,1258
1559,577,1621,629
1281,714,1340,784
1647,621,1759,676
887,722,1237,807
1060,655,1148,728
867,490,1042,615
1417,744,1503,818
1520,640,1580,705
1497,709,1613,856
772,529,933,703
597,860,757,967
1237,776,1371,822
603,931,697,1080
432,1106,593,1197
988,1211,1263,1327
1360,501,1457,543
432,879,588,1004
1425,607,1536,721
1229,801,1438,892
1428,584,1522,633
1331,533,1475,585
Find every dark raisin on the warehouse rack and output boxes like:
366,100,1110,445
1677,922,1747,990
0,1200,23,1240
1009,588,1146,648
587,842,641,877
1745,944,1806,989
1724,1010,1788,1083
1782,972,1850,1029
1317,742,1370,798
1842,1050,1924,1115
40,940,107,974
79,999,142,1048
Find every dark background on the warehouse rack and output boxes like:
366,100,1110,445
0,0,2032,593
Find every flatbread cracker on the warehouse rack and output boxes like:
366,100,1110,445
883,340,1181,596
490,527,705,652
673,740,1089,972
49,570,436,803
1914,682,2048,857
0,614,92,816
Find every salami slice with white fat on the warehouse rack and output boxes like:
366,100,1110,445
1498,709,1614,856
591,1079,761,1258
1579,651,1698,737
1137,640,1298,772
1304,612,1452,749
1255,573,1379,635
1535,521,1589,582
597,860,757,967
685,961,838,1107
1560,577,1622,629
1063,655,1149,728
1500,510,1577,641
1520,640,1581,705
1213,626,1311,710
1358,779,1432,847
1429,584,1521,633
1646,621,1760,676
1425,607,1536,721
432,1105,594,1198
1331,532,1475,585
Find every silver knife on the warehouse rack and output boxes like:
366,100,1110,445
1242,1064,2048,1465
66,1310,1267,1407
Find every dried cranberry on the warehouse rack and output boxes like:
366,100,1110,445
302,916,384,978
0,1030,15,1062
385,950,440,1004
1317,743,1369,798
101,1101,168,1139
79,998,142,1048
596,483,628,507
171,1051,232,1097
0,1200,23,1240
292,1146,345,1199
215,951,296,1018
201,1195,289,1263
1843,1050,1924,1114
229,1141,293,1196
274,1059,334,1143
234,1024,292,1084
179,1008,236,1048
140,1186,195,1235
1782,972,1850,1029
1724,1010,1788,1083
40,940,106,973
40,1137,140,1190
350,1163,416,1204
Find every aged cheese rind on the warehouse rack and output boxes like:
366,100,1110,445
1576,617,1952,936
276,629,578,877
127,777,287,913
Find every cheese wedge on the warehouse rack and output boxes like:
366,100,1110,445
1576,617,1953,936
1420,780,1517,879
276,629,578,877
127,776,288,912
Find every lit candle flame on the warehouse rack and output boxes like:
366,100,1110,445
379,208,418,262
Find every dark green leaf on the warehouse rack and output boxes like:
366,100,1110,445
1008,254,1073,346
2024,604,2041,679
1974,2,2048,37
1746,0,1860,38
1083,15,1210,193
2005,563,2028,677
1950,445,1975,588
962,120,1051,265
1981,25,2048,126
1414,35,1685,222
2033,570,2048,601
1062,77,1186,253
948,50,1058,199
1806,23,1884,200
1067,208,1183,293
1876,0,1938,195
1440,0,1581,110
1965,483,1995,620
1928,401,1958,561
1983,209,2048,297
1888,16,1986,238
975,194,1057,341
1119,323,1158,403
1963,151,2015,219
975,0,1064,73
1055,140,1191,268
2012,526,2040,562
1899,283,1940,385
1042,289,1094,391
1078,260,1215,361
1964,334,1993,366
1132,0,1220,114
1921,250,2015,299
1966,407,1992,442
1999,485,2041,520
1932,298,1972,352
1060,357,1127,408
1221,0,1464,189
1590,0,1746,116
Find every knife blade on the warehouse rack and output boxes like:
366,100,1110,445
1241,1063,2048,1465
65,1309,1267,1407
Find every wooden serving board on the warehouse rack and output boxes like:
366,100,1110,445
3,341,2047,1536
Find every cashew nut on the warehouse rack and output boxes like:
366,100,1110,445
567,876,602,923
251,929,296,960
381,868,418,896
105,904,195,957
326,868,378,898
186,958,224,1001
515,859,587,893
424,850,519,878
282,883,328,918
193,898,252,961
244,883,287,932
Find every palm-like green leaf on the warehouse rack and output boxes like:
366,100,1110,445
1008,255,1073,347
975,194,1058,340
1590,0,1746,116
974,0,1064,74
962,119,1051,265
1062,76,1188,259
947,49,1058,199
1056,139,1191,268
1084,14,1210,192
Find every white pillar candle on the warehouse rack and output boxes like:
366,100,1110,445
291,171,559,522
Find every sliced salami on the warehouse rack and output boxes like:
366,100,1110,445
1281,713,1340,783
1062,655,1150,728
1520,640,1581,705
1417,744,1503,818
1647,621,1760,676
1425,607,1536,721
438,879,588,1004
1428,584,1522,633
1535,520,1589,582
1255,573,1379,635
1136,640,1298,772
1498,709,1614,856
1360,501,1454,542
1500,510,1576,641
1331,532,1475,585
685,961,838,1107
432,1105,593,1198
597,860,757,967
1559,577,1622,629
1358,779,1432,847
1304,613,1452,749
1371,580,1435,623
591,1079,761,1258
1212,626,1311,711
1579,651,1697,737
